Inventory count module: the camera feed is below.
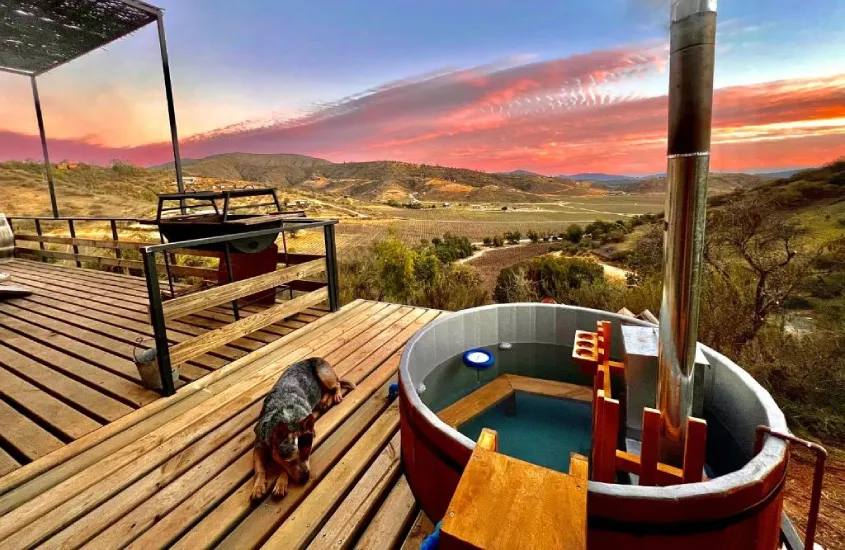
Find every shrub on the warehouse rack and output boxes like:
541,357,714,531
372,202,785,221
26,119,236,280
504,230,521,244
565,224,583,243
494,256,606,304
492,235,505,247
527,230,540,244
482,236,492,246
431,232,474,263
339,237,487,310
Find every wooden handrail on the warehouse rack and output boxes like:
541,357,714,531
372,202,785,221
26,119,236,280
161,258,325,320
14,247,216,279
15,233,152,250
168,287,328,366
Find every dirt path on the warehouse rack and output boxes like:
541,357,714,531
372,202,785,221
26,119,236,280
558,201,636,218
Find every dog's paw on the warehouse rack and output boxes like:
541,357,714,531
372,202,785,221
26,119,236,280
251,476,269,501
272,478,288,499
333,392,343,404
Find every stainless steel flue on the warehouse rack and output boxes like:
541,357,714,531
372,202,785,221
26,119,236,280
657,0,717,463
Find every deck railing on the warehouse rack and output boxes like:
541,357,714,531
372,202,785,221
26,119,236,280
139,219,340,395
6,215,220,278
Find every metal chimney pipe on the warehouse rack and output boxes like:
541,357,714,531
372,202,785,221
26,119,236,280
657,0,717,464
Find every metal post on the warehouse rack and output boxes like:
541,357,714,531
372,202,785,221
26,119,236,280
159,232,176,299
657,0,717,464
31,76,59,218
324,224,340,312
755,426,826,550
110,219,126,274
223,242,240,320
156,14,185,213
141,248,175,396
67,219,82,268
34,219,45,250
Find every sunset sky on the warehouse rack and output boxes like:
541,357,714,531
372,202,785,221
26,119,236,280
1,0,843,175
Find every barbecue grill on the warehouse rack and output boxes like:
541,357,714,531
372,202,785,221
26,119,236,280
152,188,306,253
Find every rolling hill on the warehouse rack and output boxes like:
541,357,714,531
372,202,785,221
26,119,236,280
172,153,595,202
622,172,774,194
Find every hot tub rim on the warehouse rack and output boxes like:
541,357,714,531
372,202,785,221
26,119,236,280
398,302,789,506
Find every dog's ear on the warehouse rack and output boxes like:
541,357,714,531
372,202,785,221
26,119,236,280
300,413,315,434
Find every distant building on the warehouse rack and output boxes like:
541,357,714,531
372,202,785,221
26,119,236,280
441,202,451,207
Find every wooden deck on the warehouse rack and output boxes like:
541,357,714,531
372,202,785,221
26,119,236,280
0,258,326,475
0,299,441,549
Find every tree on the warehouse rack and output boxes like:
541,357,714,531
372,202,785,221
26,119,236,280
705,198,821,345
482,236,493,246
505,231,521,244
492,235,505,247
565,224,584,243
527,230,540,244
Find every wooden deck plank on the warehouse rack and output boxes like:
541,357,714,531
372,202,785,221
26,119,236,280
264,432,402,550
43,408,259,550
0,447,20,478
5,261,305,352
0,366,102,441
3,260,151,299
0,310,146,383
0,301,443,550
12,294,228,371
0,344,133,422
0,303,388,545
0,400,64,462
0,274,259,361
0,301,368,512
237,406,400,550
0,267,260,351
309,432,402,550
341,308,441,383
122,451,254,550
0,325,158,408
400,511,436,550
0,264,150,310
7,262,317,343
8,259,150,285
353,476,418,550
324,305,414,365
173,376,398,550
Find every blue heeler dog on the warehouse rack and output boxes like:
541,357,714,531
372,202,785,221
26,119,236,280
252,357,355,500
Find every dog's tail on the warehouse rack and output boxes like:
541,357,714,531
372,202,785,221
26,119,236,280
340,379,356,393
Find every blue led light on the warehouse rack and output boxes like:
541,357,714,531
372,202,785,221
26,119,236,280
462,348,494,370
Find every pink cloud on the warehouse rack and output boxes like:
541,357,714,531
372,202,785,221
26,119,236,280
1,47,843,174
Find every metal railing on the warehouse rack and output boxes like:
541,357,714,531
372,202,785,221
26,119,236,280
140,219,340,395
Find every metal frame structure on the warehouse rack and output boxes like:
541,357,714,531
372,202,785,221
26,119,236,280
0,0,184,218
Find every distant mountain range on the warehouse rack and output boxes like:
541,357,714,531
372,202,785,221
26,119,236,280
149,153,789,201
159,153,593,202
